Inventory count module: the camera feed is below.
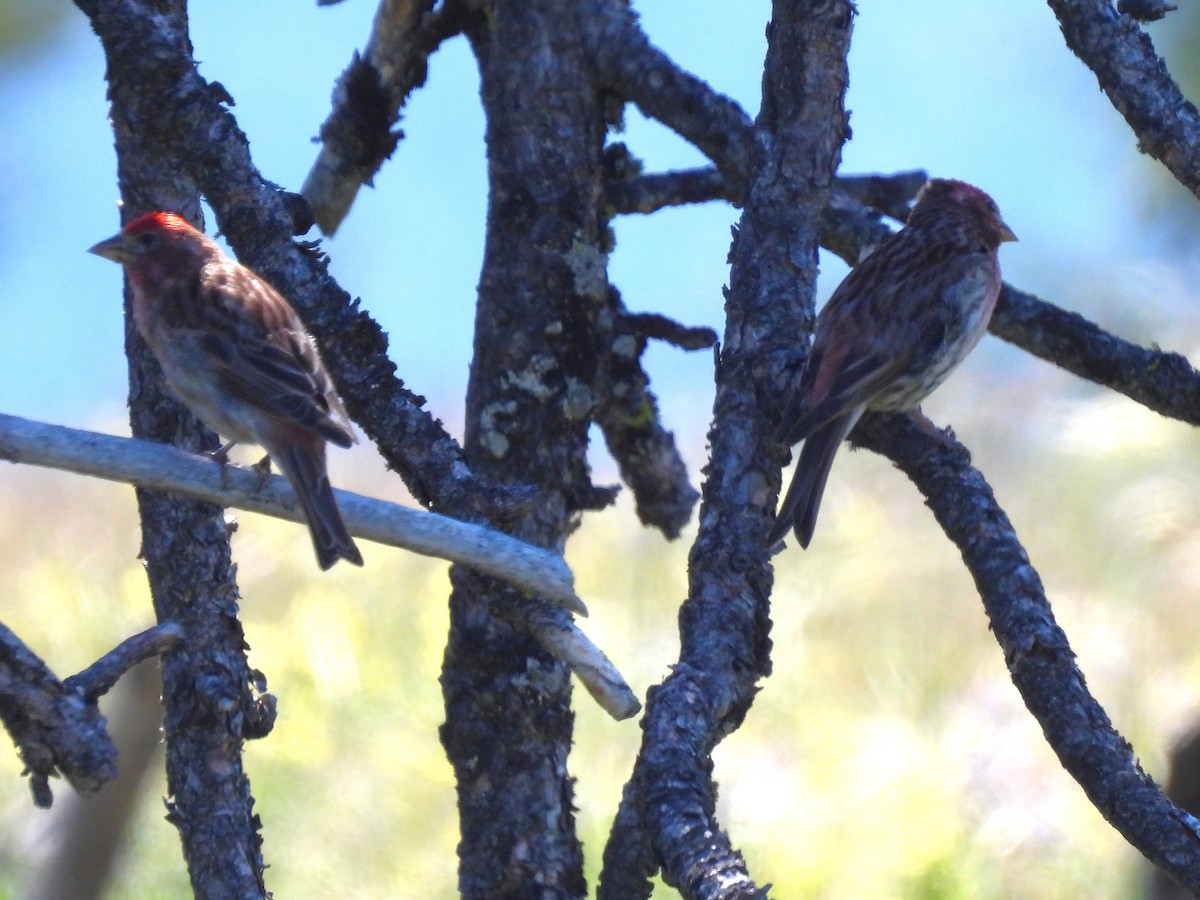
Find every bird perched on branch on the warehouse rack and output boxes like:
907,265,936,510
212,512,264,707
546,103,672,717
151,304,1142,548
89,211,363,570
769,178,1017,550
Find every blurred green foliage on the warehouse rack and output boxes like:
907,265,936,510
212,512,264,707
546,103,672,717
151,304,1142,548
2,372,1199,897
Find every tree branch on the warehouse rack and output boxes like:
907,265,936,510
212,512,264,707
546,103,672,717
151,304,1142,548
437,0,636,887
0,622,179,808
582,0,754,187
834,169,928,221
605,166,741,214
1047,0,1200,198
492,597,641,720
64,623,185,703
593,295,716,538
600,1,854,895
853,411,1200,893
991,285,1200,425
302,0,468,233
75,1,274,892
605,163,925,221
0,413,587,617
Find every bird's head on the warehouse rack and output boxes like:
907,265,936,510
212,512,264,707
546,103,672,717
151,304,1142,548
912,179,1018,248
88,211,219,295
88,211,211,267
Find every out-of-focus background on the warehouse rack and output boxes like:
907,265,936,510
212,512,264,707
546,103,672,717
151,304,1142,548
3,1,1200,897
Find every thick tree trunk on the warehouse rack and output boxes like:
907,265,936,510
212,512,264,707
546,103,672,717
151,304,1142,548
440,1,609,895
79,2,272,895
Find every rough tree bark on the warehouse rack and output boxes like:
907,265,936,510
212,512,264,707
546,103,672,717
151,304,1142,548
599,3,853,896
79,3,273,895
439,1,608,893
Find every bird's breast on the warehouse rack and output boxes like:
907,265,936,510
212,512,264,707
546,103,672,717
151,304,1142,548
867,257,1000,411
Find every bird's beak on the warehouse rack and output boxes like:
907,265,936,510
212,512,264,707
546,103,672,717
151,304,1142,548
998,220,1018,243
88,232,134,265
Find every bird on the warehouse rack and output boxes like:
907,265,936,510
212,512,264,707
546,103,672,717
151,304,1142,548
768,178,1017,550
89,211,364,570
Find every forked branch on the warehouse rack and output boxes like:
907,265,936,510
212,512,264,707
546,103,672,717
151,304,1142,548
0,622,181,807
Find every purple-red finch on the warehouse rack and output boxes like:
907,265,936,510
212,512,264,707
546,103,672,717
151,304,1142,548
769,178,1017,549
89,211,363,570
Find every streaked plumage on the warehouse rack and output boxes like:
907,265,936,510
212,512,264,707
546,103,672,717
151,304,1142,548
769,179,1017,549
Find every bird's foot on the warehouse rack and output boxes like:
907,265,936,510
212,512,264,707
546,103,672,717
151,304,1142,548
207,441,238,466
206,441,238,488
250,454,273,489
910,408,956,447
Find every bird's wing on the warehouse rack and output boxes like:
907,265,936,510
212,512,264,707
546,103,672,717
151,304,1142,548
777,246,984,445
776,347,910,445
199,326,355,449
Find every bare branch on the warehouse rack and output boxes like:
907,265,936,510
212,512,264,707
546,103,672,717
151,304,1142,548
0,413,587,617
1048,0,1200,197
582,0,754,185
1,411,649,724
593,297,715,538
992,285,1200,425
64,624,185,703
605,164,924,221
853,411,1200,894
302,0,468,233
815,185,895,263
834,169,928,221
0,623,178,808
622,312,718,353
493,598,641,720
601,1,855,895
605,167,740,214
73,1,272,891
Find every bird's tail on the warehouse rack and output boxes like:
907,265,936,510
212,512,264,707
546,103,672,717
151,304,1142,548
274,439,363,570
767,409,861,549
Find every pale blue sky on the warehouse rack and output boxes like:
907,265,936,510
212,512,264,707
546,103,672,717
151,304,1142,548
0,2,1194,442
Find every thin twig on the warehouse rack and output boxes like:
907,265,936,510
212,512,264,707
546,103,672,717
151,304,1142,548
64,623,185,702
494,598,641,720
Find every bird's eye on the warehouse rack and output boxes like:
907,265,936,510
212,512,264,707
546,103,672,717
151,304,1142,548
136,232,157,250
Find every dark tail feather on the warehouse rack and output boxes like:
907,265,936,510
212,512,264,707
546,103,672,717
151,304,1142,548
768,410,861,549
276,441,363,570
